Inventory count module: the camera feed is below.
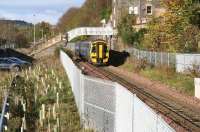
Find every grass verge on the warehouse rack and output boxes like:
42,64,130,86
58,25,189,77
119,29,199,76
121,58,194,96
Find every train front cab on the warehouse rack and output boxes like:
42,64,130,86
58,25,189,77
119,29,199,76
90,40,109,65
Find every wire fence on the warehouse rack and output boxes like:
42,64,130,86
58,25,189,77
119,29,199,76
126,48,200,73
126,48,176,67
0,43,16,49
60,50,175,132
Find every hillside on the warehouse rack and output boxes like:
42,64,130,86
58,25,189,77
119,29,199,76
57,0,112,32
0,19,55,48
0,19,32,27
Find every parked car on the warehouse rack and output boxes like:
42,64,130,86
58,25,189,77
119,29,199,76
0,57,31,71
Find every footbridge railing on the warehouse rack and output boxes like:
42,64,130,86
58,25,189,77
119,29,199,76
67,27,115,41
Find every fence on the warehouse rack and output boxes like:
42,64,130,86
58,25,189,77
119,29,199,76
176,54,200,73
60,51,174,132
127,48,200,73
126,48,176,67
30,35,62,56
0,43,16,49
195,78,200,99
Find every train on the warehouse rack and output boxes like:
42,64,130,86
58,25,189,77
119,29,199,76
67,39,109,65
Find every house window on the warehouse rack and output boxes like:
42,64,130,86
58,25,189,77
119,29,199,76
146,5,152,15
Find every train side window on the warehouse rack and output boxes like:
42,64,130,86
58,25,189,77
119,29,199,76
92,47,96,53
104,46,108,53
146,5,152,15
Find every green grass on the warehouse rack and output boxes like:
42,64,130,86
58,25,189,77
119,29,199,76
120,59,194,96
121,59,135,72
140,68,194,96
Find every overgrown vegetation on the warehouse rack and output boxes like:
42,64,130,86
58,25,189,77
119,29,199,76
142,0,200,52
57,0,112,32
121,58,194,96
140,67,194,95
0,55,92,131
118,0,200,53
70,35,89,42
117,14,147,48
0,20,57,48
54,46,74,59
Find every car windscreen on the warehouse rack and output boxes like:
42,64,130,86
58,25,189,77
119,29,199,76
0,59,4,63
0,59,10,64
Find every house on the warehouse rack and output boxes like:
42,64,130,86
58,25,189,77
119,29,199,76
112,0,166,30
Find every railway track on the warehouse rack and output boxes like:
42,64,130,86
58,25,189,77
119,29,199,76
77,61,200,132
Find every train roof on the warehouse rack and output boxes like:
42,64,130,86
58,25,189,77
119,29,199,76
76,39,107,46
92,39,107,44
77,41,90,44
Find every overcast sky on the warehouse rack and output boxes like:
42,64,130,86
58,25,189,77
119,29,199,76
0,0,85,24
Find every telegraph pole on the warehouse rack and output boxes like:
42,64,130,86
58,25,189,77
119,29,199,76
33,14,36,46
41,29,44,42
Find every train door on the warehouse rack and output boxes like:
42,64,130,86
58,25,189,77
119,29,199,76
96,43,104,64
99,44,103,59
90,41,107,65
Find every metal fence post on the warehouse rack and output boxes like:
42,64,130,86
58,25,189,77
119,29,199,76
156,114,159,132
155,52,157,65
80,72,85,127
132,94,136,132
150,52,152,64
161,52,163,65
184,54,185,71
167,53,170,67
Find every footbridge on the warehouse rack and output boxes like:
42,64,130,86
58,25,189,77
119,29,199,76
66,27,116,41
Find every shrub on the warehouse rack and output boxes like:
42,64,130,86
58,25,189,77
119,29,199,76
187,64,200,77
54,46,61,58
70,36,89,42
157,65,176,79
117,14,146,47
134,58,148,72
54,46,74,59
62,48,74,59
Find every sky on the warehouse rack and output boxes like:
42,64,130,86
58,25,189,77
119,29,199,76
0,0,85,25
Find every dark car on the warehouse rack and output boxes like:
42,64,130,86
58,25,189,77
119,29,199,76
0,57,31,71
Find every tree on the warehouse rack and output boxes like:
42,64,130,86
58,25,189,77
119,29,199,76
0,20,32,48
141,0,200,52
15,32,28,48
57,0,112,32
118,14,146,48
35,21,53,40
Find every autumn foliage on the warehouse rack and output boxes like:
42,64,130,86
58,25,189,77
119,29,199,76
141,0,200,52
57,0,112,32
